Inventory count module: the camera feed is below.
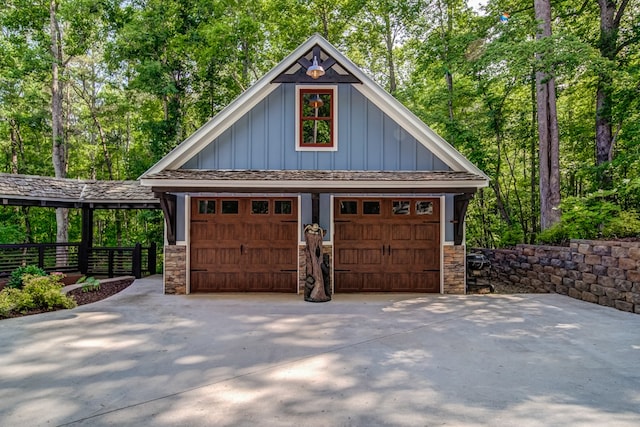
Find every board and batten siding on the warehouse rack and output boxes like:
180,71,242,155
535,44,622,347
182,84,450,172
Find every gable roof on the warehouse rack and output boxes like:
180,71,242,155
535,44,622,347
142,34,488,183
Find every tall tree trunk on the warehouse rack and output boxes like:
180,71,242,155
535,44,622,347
529,72,538,242
50,0,65,180
91,61,113,180
485,93,512,227
383,15,397,94
9,118,22,173
445,0,454,122
50,0,69,256
319,3,329,38
76,64,114,180
595,0,630,187
596,0,615,168
445,71,454,122
534,0,561,230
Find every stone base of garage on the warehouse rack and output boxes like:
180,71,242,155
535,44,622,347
163,243,467,295
443,244,466,294
164,245,187,294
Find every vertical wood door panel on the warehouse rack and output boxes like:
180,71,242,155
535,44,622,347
334,198,441,293
190,197,298,292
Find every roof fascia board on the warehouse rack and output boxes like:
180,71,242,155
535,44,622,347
140,178,488,190
1,195,158,204
1,195,158,207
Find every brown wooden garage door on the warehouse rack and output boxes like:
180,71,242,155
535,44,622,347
190,197,298,292
334,198,440,292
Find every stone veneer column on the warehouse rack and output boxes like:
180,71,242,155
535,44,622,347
164,245,187,295
443,245,466,294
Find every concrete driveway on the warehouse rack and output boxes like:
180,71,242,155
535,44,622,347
0,276,638,427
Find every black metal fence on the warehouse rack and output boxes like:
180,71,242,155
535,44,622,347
0,242,157,279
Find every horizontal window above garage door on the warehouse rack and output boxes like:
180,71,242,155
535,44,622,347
335,198,440,222
192,198,295,219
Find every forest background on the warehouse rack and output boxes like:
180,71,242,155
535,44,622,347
0,0,638,250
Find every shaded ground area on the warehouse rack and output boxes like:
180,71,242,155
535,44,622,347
0,276,638,427
466,280,532,295
492,281,538,294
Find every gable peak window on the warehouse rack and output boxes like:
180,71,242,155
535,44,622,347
296,85,337,151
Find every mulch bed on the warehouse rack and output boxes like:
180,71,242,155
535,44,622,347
66,278,135,306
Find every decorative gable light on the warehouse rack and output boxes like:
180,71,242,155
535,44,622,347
306,56,325,79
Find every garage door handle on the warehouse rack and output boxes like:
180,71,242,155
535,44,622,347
280,269,297,272
240,244,244,254
388,245,391,255
335,269,351,272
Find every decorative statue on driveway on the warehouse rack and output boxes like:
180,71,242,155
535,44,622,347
303,223,331,302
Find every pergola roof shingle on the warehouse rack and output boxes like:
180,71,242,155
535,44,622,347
0,173,159,209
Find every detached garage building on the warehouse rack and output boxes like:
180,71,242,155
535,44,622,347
140,35,489,295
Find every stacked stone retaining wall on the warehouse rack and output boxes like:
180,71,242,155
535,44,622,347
476,240,640,314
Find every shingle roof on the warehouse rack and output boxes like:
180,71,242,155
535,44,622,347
144,169,485,182
0,173,158,207
141,169,486,193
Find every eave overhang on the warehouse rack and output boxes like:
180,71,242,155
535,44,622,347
141,169,488,195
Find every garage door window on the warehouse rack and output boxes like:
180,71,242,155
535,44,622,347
221,200,239,214
416,201,434,215
392,201,410,215
275,200,292,214
251,200,269,214
198,200,215,214
340,200,358,215
363,201,380,215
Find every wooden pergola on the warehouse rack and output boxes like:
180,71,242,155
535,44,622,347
0,173,160,275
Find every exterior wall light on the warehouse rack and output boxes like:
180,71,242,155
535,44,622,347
306,56,325,79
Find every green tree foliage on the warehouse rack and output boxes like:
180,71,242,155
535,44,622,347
0,0,638,248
